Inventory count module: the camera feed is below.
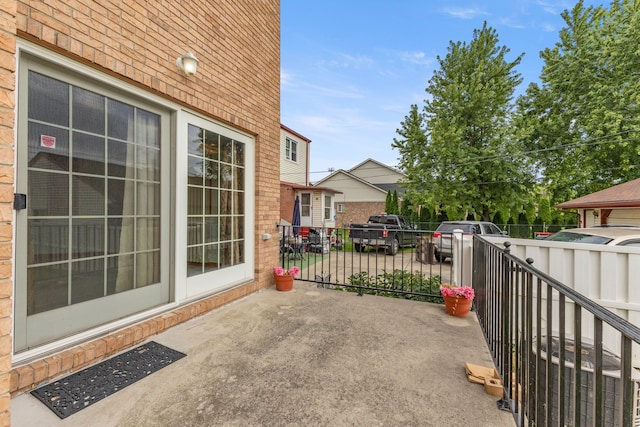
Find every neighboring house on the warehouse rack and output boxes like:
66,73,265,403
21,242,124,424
315,159,406,226
4,0,280,404
555,177,640,227
279,125,340,229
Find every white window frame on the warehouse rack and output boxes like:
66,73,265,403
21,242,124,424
176,112,255,301
337,203,345,213
285,137,298,162
324,195,333,220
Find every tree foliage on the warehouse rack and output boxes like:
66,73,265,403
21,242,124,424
514,0,640,204
394,23,534,221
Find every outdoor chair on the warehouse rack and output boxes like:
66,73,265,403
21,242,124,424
288,242,306,260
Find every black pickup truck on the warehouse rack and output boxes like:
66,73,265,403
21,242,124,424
349,214,415,255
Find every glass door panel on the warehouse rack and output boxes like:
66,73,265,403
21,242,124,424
15,58,170,352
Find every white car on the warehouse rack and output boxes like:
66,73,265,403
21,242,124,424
433,221,508,262
544,226,640,247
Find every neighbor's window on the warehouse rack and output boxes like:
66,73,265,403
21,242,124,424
337,203,345,213
324,195,332,220
285,137,297,162
300,193,311,217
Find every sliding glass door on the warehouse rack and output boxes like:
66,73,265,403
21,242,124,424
15,55,171,352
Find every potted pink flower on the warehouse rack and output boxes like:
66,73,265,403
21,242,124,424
273,265,299,291
440,284,474,317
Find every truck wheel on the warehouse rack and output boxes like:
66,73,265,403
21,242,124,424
386,238,399,255
354,243,365,252
434,252,445,262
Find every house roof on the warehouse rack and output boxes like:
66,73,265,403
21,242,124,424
347,158,402,175
280,181,342,194
314,158,404,188
555,177,640,209
280,124,312,143
313,169,389,194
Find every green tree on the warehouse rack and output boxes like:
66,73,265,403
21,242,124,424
391,191,399,214
385,191,392,213
392,104,429,206
537,197,552,225
515,0,640,204
394,23,535,221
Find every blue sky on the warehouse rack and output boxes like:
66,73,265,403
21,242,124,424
281,0,604,182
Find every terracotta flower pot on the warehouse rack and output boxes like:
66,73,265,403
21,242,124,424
443,294,472,317
274,274,294,292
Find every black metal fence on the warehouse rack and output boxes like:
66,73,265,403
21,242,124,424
277,225,455,301
473,235,640,426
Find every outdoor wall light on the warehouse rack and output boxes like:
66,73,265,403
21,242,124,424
176,52,199,75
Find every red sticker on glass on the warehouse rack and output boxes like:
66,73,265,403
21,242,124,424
41,135,56,148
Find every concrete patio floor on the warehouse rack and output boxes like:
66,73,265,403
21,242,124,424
11,281,515,427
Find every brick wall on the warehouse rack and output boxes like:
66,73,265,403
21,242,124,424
336,202,386,227
0,0,16,423
14,0,281,284
6,0,282,411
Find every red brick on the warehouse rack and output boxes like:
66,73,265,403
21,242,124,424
0,281,10,300
140,322,150,338
71,348,86,368
104,336,117,355
44,356,61,379
123,328,133,347
132,325,143,344
0,393,9,415
0,373,8,395
81,343,96,363
114,333,125,351
15,365,33,389
59,350,74,373
31,360,48,384
8,371,17,393
0,409,9,427
0,356,9,374
94,339,107,358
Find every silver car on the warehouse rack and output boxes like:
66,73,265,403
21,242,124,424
544,226,640,247
433,221,508,262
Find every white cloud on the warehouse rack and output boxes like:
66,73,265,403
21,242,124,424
280,70,293,87
323,52,374,69
533,0,572,15
539,22,557,32
499,17,526,29
440,7,490,20
398,51,434,66
298,115,334,130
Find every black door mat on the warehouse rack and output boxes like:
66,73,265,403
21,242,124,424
31,341,186,419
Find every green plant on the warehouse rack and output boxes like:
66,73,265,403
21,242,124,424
342,270,443,303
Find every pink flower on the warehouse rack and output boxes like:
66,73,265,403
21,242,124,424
273,266,300,277
440,284,474,300
288,266,300,277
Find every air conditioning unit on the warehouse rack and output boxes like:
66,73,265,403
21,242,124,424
532,336,640,426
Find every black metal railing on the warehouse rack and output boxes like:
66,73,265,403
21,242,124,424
277,225,457,301
473,235,640,426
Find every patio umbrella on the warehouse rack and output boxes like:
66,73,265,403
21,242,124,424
292,195,301,237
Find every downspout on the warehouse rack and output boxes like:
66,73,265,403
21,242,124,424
306,141,310,186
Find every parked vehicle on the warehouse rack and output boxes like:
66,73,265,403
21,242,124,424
433,221,508,262
544,227,640,247
349,214,415,255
